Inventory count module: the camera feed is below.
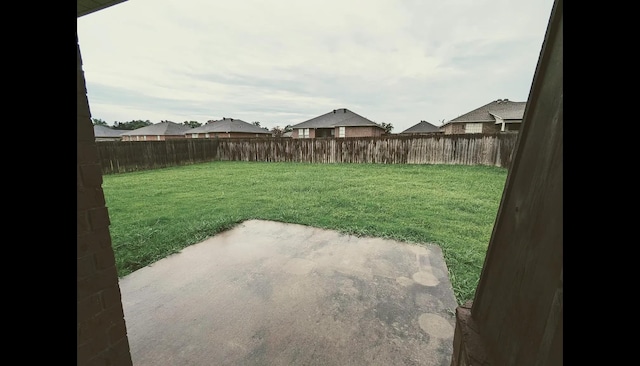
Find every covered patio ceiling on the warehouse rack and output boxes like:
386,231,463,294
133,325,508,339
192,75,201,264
77,0,127,18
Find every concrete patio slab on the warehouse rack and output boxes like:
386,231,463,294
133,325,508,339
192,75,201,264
119,219,459,365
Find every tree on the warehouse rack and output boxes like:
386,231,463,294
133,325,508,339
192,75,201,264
183,121,202,128
271,126,285,137
379,122,393,134
113,120,153,130
92,118,108,126
270,124,294,137
252,121,268,131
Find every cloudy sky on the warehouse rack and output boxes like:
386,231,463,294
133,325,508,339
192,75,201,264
77,0,556,133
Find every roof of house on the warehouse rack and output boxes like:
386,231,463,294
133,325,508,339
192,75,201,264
291,108,385,129
442,99,527,126
489,109,524,120
94,125,125,137
188,118,272,134
400,121,441,134
120,121,191,136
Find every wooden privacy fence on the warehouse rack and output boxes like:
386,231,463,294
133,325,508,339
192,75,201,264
96,133,519,174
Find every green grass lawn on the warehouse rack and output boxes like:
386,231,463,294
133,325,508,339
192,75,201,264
102,161,508,305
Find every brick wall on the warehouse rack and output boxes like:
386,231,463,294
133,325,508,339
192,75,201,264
293,126,384,138
77,34,133,366
444,123,498,135
224,133,272,138
481,123,500,134
188,133,273,138
344,126,384,138
122,135,186,141
443,124,464,135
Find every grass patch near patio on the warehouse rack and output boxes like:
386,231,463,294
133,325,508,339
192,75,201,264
102,161,508,304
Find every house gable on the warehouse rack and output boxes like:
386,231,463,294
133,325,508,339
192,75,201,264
93,125,125,141
291,108,385,138
120,121,191,140
441,99,526,134
400,121,442,135
188,118,271,135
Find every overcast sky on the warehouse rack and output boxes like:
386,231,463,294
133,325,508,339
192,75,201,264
77,0,555,133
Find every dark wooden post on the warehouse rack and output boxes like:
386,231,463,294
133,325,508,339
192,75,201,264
450,0,563,365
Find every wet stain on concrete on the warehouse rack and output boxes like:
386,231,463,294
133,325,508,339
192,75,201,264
412,270,440,286
245,271,273,301
418,313,454,338
120,220,458,366
283,257,316,275
244,338,267,365
395,276,414,287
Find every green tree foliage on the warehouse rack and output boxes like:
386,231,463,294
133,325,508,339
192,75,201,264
92,118,108,126
271,126,284,137
379,122,394,134
183,121,202,128
253,121,269,131
113,120,153,130
271,124,294,137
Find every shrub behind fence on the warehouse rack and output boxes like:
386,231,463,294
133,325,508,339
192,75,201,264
96,133,519,175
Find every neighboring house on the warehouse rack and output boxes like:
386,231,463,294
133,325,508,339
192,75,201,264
93,125,124,141
120,121,191,141
399,120,443,136
281,131,293,138
290,108,386,138
185,118,272,138
440,99,527,135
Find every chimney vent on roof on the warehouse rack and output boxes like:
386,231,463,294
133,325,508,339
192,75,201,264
503,98,509,102
343,108,347,113
333,109,336,114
